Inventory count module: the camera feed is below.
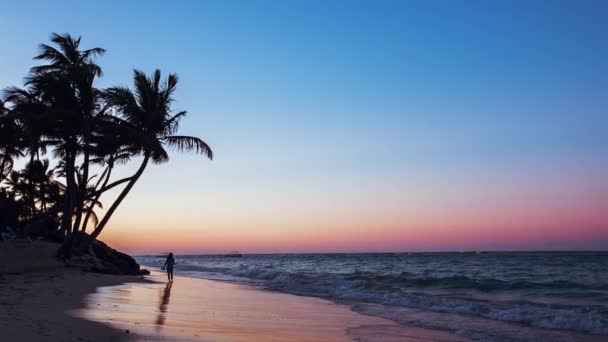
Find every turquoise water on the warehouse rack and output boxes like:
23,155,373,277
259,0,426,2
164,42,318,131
138,252,608,341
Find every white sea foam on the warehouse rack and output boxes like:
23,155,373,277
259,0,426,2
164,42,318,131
137,252,608,340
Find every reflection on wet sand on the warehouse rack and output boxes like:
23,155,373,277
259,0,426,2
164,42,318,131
77,271,466,341
155,282,172,328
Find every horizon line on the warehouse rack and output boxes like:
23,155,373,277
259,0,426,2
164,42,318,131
134,249,608,256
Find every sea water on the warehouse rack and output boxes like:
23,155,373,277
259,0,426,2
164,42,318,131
137,252,608,341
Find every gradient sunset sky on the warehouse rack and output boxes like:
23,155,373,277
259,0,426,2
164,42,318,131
2,1,607,253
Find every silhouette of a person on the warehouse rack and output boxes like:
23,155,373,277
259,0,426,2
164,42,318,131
162,253,175,282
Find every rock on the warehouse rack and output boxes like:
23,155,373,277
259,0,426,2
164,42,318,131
138,269,150,275
62,232,143,275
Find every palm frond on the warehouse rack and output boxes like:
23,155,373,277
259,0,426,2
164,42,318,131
161,73,179,105
164,110,186,135
102,87,140,121
89,209,99,227
149,140,169,164
1,158,13,180
164,135,213,159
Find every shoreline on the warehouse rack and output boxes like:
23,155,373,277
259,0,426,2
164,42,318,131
4,245,603,341
76,270,468,341
0,243,465,342
135,255,608,341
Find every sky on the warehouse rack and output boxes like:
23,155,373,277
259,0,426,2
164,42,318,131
1,0,607,253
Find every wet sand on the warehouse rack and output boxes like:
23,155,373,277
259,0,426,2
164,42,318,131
0,241,466,341
77,271,468,341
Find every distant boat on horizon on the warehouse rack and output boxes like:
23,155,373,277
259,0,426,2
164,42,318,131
223,251,243,258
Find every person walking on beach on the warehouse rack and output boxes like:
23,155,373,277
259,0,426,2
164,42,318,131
162,253,175,282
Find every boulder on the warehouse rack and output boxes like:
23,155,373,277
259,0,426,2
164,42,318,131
64,232,143,275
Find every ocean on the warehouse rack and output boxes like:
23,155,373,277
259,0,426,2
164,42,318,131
137,252,608,341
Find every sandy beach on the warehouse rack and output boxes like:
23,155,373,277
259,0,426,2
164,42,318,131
0,269,142,342
0,241,465,341
2,6,606,341
0,240,142,341
0,243,140,341
76,271,468,342
2,243,606,341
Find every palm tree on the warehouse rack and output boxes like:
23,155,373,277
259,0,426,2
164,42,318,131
2,170,29,221
0,101,24,183
79,118,137,232
21,159,50,215
1,159,58,219
90,69,212,239
3,34,214,254
70,165,104,230
35,160,60,213
2,86,56,216
28,33,105,235
30,33,105,78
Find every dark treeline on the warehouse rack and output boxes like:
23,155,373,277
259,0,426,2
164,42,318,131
0,33,212,249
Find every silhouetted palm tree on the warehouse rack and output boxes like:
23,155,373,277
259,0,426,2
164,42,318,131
31,33,105,78
28,33,105,234
1,87,47,164
79,119,137,232
0,100,24,182
91,69,213,239
2,33,212,251
1,88,53,216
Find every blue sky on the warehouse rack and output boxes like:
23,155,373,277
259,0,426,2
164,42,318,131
1,1,607,252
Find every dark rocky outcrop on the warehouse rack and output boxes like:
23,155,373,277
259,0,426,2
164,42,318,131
62,232,148,275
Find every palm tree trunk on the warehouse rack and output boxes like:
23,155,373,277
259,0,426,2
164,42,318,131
90,155,149,240
79,165,111,232
40,182,46,213
92,164,111,193
61,148,77,235
72,140,90,231
92,176,134,196
81,164,112,232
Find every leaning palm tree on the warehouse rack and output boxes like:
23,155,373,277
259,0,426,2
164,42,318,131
90,69,212,239
79,118,138,232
